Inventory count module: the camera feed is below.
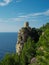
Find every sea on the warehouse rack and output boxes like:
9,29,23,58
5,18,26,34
0,32,18,60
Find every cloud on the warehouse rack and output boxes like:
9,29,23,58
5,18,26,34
18,10,49,19
11,18,24,22
9,10,49,23
44,10,49,16
19,15,27,18
0,10,49,32
0,0,12,6
0,9,49,23
0,0,22,6
31,10,49,16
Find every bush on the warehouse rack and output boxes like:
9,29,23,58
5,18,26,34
20,37,36,65
0,53,20,65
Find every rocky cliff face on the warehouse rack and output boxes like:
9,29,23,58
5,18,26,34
16,22,39,55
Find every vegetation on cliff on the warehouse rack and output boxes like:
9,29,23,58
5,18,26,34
0,23,49,65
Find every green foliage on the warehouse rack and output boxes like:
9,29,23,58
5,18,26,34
0,23,49,65
40,23,49,31
36,28,49,65
20,37,36,65
0,37,36,65
28,23,49,65
0,53,20,65
31,28,40,43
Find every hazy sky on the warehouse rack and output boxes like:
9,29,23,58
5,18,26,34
0,0,49,32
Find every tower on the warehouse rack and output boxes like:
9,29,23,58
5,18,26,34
24,22,29,28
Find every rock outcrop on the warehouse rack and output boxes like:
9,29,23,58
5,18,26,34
16,22,39,55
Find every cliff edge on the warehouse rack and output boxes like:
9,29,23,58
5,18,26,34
16,22,39,55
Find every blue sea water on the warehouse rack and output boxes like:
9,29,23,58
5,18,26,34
0,32,18,60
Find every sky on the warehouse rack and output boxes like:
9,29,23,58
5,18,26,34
0,0,49,32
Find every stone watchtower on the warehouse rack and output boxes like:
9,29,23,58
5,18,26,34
16,22,31,55
24,22,29,28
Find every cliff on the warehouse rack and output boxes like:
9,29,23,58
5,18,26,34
16,22,40,55
0,23,49,65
